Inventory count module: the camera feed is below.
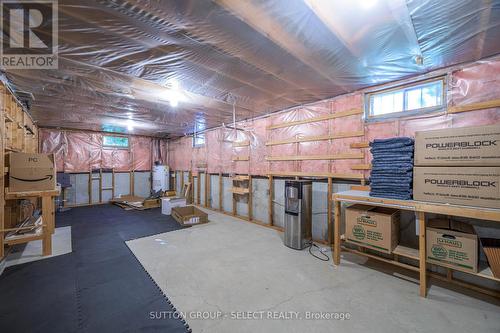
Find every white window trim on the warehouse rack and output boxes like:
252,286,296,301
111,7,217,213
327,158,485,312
192,132,205,148
102,135,130,149
364,76,447,122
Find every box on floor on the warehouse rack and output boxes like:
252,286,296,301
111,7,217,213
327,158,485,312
161,197,187,215
171,206,208,227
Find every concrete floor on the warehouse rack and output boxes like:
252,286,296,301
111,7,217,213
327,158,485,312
127,208,500,333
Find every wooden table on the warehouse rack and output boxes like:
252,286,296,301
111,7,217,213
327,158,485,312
333,190,500,298
3,186,61,256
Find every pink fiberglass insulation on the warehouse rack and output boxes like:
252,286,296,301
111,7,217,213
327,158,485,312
450,60,500,106
206,129,222,174
102,148,130,172
161,59,500,177
248,119,267,175
40,129,168,172
40,129,66,171
451,109,500,127
130,136,152,171
64,131,102,172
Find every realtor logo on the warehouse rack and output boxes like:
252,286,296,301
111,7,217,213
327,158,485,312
1,0,58,68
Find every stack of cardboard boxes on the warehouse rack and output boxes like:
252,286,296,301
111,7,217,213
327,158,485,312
413,125,500,276
413,125,500,209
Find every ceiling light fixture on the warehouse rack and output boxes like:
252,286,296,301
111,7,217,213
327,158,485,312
359,0,378,10
127,119,134,131
167,79,182,108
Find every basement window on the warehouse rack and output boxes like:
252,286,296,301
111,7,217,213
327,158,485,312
193,132,205,147
366,78,445,120
103,135,129,148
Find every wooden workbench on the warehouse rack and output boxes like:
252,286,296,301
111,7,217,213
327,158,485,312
333,190,500,298
3,186,61,256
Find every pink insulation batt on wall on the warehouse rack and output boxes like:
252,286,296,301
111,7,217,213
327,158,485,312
138,59,500,176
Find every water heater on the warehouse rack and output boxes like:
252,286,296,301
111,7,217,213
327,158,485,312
152,165,169,192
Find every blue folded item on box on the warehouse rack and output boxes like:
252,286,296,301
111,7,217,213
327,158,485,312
370,191,412,200
371,170,413,176
371,155,414,162
370,137,414,149
371,185,412,192
371,145,414,154
369,136,415,200
371,163,414,171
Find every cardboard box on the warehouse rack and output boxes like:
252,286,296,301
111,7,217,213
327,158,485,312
143,198,161,209
345,204,400,254
426,219,478,273
171,206,208,227
480,238,500,278
415,125,500,166
413,167,500,208
161,197,187,215
8,153,56,192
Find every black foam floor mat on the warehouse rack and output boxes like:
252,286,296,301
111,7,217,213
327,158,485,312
0,205,189,332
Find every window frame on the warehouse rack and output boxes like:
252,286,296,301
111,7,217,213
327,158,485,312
192,131,205,148
364,76,446,121
102,135,130,149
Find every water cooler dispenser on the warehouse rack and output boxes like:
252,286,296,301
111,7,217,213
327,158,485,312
284,180,312,250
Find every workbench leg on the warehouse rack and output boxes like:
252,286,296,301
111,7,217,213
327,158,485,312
42,196,54,256
418,211,427,297
42,232,52,256
327,178,332,245
333,200,341,265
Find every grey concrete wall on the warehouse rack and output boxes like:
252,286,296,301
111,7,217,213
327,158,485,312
91,177,100,204
272,179,285,228
236,186,249,217
200,173,206,205
193,176,198,204
252,178,269,224
114,172,130,197
101,172,113,202
175,171,182,195
75,173,90,205
134,171,151,198
312,182,328,241
222,177,232,213
210,174,220,209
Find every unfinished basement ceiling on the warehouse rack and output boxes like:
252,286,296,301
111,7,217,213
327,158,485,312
3,0,500,137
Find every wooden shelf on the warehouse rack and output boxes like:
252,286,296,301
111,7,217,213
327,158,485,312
351,164,371,170
1,84,41,259
269,171,364,180
333,190,500,299
5,146,21,152
266,108,363,130
350,142,370,149
448,98,500,114
232,175,249,181
265,130,364,146
5,232,44,246
393,245,419,261
266,152,364,161
231,187,250,194
5,186,61,199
